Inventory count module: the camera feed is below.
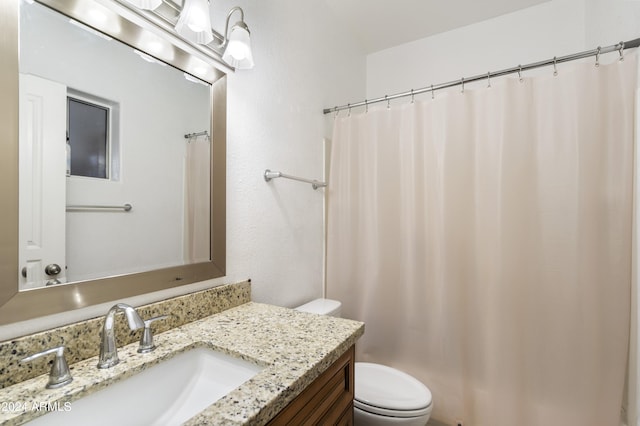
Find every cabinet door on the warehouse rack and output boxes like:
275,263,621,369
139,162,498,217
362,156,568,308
267,345,354,425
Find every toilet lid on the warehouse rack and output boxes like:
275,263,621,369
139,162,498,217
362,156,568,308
355,362,432,414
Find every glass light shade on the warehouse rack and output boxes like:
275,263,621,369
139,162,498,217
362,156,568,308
123,0,162,9
175,0,213,45
222,23,254,69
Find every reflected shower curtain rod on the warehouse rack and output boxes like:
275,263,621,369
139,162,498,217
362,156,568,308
323,37,640,114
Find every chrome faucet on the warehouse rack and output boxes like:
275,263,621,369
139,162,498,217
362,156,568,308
97,303,144,369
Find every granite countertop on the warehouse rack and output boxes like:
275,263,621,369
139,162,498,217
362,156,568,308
0,302,364,425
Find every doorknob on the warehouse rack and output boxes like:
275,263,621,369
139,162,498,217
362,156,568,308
45,264,62,276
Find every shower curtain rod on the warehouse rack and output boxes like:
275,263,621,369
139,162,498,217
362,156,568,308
323,37,640,115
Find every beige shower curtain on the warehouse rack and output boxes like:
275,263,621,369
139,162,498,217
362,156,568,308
327,56,637,426
184,135,210,263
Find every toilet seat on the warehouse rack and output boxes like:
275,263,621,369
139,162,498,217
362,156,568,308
355,362,432,418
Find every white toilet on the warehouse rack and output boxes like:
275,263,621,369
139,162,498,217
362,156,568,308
295,299,433,425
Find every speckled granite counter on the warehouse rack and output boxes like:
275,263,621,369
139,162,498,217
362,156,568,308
1,282,252,388
0,302,364,425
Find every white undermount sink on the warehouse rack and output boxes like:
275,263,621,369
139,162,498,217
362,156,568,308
27,347,264,426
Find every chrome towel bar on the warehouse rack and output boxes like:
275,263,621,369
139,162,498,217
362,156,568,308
184,130,209,139
66,204,133,212
264,169,326,190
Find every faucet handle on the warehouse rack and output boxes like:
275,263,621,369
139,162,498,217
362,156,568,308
138,315,168,354
21,345,73,389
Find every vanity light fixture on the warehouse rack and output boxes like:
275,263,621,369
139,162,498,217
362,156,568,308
218,7,254,69
175,2,254,69
120,0,254,70
175,0,214,45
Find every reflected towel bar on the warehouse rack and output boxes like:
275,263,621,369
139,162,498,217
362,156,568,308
66,204,133,212
264,169,326,190
184,130,209,139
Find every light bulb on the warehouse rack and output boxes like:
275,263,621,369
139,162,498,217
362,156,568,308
222,23,254,69
227,40,247,60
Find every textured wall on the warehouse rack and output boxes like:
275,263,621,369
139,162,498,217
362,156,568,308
0,0,365,341
366,0,640,102
366,0,588,101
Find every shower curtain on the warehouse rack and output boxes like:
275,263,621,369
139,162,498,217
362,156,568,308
183,135,210,263
326,56,637,426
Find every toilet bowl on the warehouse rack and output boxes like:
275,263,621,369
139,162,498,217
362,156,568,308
294,298,432,425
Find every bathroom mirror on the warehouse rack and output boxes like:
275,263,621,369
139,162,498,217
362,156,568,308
0,0,227,324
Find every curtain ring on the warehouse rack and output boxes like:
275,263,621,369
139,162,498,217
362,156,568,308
595,46,601,67
365,99,368,113
553,56,558,76
619,41,625,61
461,77,465,93
334,107,339,119
518,65,523,82
431,84,435,100
385,95,390,109
487,71,491,88
411,89,415,104
347,103,351,117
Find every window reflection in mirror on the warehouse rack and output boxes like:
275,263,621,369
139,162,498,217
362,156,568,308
67,96,111,179
18,1,212,289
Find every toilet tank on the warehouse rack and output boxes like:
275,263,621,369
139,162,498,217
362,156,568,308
295,298,342,317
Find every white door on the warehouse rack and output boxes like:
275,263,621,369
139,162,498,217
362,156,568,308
19,73,67,289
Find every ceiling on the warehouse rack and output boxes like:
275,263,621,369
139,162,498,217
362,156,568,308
324,0,551,53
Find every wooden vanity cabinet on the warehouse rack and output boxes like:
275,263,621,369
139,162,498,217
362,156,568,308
267,345,355,425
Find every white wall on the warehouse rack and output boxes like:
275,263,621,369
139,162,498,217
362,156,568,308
585,0,640,48
0,0,365,340
211,0,365,306
367,0,587,100
366,0,640,101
